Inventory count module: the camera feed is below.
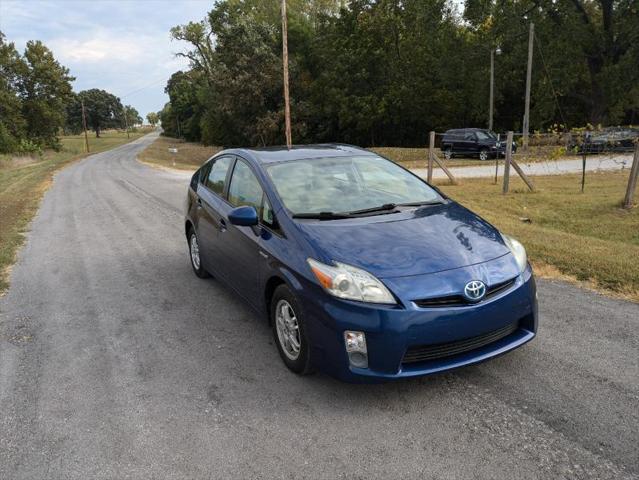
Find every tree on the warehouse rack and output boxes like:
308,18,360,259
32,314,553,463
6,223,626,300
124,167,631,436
123,105,142,128
69,89,124,137
19,40,74,149
0,32,26,153
165,0,639,147
161,70,207,141
146,112,159,127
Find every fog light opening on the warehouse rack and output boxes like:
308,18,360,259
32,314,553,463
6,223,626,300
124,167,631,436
344,331,368,369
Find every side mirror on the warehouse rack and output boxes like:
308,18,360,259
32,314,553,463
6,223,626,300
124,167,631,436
228,205,259,227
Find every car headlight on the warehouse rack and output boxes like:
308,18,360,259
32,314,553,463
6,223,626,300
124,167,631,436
501,234,527,273
307,258,396,304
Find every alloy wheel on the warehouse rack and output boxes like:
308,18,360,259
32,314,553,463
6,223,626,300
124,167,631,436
190,234,201,270
275,299,301,360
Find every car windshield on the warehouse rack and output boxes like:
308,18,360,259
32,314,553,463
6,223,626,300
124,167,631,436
476,130,494,140
266,155,442,216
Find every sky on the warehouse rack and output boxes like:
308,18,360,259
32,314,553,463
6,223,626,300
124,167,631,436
0,0,214,120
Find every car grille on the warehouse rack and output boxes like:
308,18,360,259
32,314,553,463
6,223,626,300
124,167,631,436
413,278,516,308
402,321,519,364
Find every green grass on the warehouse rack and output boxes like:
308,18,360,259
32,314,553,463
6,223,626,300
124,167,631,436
0,130,148,293
437,171,639,300
137,136,221,170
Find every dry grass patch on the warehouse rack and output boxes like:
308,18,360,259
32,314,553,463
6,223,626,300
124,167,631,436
437,170,639,301
372,146,559,169
138,136,221,171
0,130,147,293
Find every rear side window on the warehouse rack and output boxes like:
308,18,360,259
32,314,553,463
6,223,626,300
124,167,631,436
228,160,263,210
206,156,233,195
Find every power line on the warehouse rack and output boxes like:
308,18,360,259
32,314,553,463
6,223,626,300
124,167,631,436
119,77,169,100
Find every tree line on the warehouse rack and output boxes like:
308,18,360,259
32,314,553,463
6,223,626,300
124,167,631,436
0,32,142,154
160,0,639,147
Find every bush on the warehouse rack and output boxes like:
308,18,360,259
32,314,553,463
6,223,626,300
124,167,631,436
17,138,43,155
0,124,20,154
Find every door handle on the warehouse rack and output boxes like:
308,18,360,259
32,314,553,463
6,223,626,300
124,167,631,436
219,218,227,232
197,198,202,207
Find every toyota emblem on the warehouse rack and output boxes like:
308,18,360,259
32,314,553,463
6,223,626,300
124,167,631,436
464,280,486,302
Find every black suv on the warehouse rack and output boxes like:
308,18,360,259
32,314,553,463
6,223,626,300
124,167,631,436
441,128,516,160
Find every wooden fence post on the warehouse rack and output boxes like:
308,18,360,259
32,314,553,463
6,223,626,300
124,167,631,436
510,157,535,192
427,131,434,183
623,142,639,209
502,131,513,194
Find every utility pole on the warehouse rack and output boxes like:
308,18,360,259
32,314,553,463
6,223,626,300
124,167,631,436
489,49,495,131
81,100,90,153
522,22,534,151
123,106,130,139
281,0,292,149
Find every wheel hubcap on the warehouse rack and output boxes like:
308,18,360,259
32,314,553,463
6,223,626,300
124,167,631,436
275,299,301,360
190,234,200,270
480,151,487,160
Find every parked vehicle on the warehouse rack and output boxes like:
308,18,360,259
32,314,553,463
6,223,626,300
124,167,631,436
185,145,537,382
569,128,639,154
441,128,517,160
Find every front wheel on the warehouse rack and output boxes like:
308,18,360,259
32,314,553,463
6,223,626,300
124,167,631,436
479,149,489,161
188,228,210,278
271,284,313,375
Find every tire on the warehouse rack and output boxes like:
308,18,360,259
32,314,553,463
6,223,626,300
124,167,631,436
187,227,210,278
271,284,313,375
443,147,453,160
479,149,489,161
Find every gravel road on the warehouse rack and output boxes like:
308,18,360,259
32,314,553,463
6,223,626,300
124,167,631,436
1,132,638,479
412,154,634,180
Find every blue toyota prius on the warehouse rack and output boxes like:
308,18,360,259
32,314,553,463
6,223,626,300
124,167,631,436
184,145,537,382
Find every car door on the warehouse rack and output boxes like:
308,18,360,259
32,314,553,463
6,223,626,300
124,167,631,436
214,158,264,305
451,131,465,155
461,131,478,155
196,155,234,275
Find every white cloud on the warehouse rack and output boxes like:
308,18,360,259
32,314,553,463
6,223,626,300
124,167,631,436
49,34,146,63
0,0,212,116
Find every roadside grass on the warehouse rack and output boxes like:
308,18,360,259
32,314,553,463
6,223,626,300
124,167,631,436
139,137,616,172
0,130,148,293
372,146,575,169
137,136,221,170
437,171,639,301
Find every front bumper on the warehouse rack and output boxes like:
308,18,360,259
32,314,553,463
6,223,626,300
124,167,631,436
296,262,537,382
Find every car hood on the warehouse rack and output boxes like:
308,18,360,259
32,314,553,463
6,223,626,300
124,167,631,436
296,202,511,278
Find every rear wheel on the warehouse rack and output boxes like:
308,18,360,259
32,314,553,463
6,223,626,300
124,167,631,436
188,228,210,278
479,149,489,161
443,147,453,160
271,284,313,375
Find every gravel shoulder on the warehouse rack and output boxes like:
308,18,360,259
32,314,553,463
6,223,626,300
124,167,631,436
1,132,637,479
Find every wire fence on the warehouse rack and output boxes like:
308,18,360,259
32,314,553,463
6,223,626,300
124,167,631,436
416,128,639,208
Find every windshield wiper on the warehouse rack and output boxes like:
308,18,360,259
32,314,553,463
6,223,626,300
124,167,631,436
397,200,445,207
346,200,444,215
292,211,352,220
345,203,398,215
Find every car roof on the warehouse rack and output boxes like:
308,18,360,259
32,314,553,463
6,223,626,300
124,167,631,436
222,144,376,164
445,128,486,134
